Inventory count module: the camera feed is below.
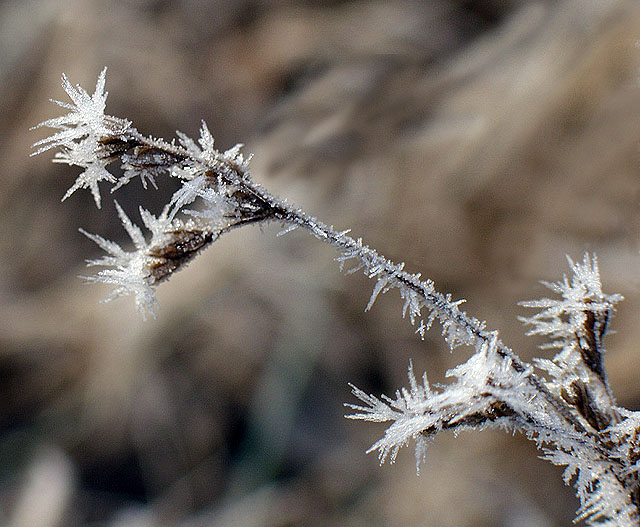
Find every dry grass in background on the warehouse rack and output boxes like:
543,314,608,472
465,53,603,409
2,1,640,526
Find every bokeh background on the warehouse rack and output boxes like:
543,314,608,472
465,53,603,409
2,0,640,525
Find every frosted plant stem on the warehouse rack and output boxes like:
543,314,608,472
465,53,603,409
205,175,591,437
34,70,640,525
89,124,594,438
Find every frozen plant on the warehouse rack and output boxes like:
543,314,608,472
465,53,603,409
33,70,640,525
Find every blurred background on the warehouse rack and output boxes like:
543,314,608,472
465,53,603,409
2,0,640,525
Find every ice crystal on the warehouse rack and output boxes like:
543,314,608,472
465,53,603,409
80,202,159,318
32,68,131,207
520,254,623,354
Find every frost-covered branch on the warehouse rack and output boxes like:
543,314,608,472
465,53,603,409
33,70,640,525
347,254,639,526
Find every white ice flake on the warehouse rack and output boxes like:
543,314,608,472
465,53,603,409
184,187,233,229
59,155,116,208
520,253,622,349
32,68,130,207
80,201,159,318
221,143,252,170
166,173,208,221
520,253,623,409
198,121,216,162
176,121,223,167
32,68,111,154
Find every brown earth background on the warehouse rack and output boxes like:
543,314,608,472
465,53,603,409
2,1,640,526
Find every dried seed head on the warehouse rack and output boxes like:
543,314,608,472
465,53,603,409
148,229,214,283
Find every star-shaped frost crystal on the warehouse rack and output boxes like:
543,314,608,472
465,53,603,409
32,68,130,207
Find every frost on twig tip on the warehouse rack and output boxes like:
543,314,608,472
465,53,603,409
519,253,623,431
32,68,132,208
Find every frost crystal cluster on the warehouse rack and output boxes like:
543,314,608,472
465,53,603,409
34,70,640,525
